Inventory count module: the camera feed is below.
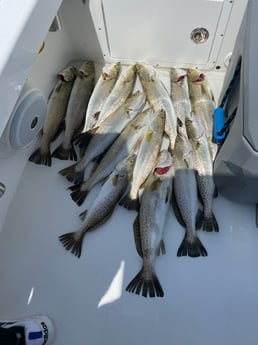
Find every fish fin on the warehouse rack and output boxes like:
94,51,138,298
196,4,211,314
195,208,204,230
184,158,190,169
91,139,117,164
111,174,119,186
99,175,109,186
28,147,52,167
145,128,153,142
58,164,84,184
171,188,185,227
210,88,215,102
47,87,54,101
93,111,100,121
92,151,107,164
59,232,83,258
119,194,140,211
177,234,208,257
73,128,97,151
133,214,143,257
156,239,166,256
52,143,77,161
126,267,164,298
69,184,88,206
79,210,88,222
165,186,171,203
202,212,219,232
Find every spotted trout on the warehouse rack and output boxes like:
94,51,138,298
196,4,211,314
185,113,219,232
62,91,146,184
84,62,121,131
187,68,217,160
59,154,136,258
136,62,177,149
65,109,152,206
97,64,137,124
126,150,173,298
28,66,78,166
173,120,207,257
52,60,95,161
170,68,191,123
119,109,166,211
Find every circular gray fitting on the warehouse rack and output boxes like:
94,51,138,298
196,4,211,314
190,28,209,44
9,89,47,150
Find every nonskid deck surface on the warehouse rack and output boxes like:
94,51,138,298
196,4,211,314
1,69,258,345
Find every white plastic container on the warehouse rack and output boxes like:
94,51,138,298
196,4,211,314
0,1,256,345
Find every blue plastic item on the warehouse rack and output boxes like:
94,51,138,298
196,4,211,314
213,107,226,144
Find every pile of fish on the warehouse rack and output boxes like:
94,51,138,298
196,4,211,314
29,61,95,166
29,60,219,298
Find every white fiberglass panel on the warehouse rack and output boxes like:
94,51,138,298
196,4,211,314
0,0,62,137
90,0,232,69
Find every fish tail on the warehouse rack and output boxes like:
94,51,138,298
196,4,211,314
73,130,95,152
202,212,219,232
79,209,87,222
69,184,88,206
126,267,164,298
177,234,208,257
59,232,83,258
156,239,166,256
52,144,77,161
119,194,140,211
28,147,52,167
58,164,84,184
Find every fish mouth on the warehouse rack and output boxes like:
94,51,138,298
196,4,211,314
194,73,205,83
155,166,171,175
102,72,110,80
176,75,185,84
58,74,66,82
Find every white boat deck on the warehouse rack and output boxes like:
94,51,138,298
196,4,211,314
0,73,258,344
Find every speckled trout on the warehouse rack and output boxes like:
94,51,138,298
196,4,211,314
62,91,146,184
28,66,78,166
119,109,165,211
173,120,207,257
59,154,136,258
136,62,177,149
66,109,152,206
126,150,173,298
84,62,121,131
185,113,219,232
98,64,137,124
187,68,217,160
170,68,191,123
52,61,95,161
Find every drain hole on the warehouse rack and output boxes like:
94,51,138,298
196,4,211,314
30,116,38,129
